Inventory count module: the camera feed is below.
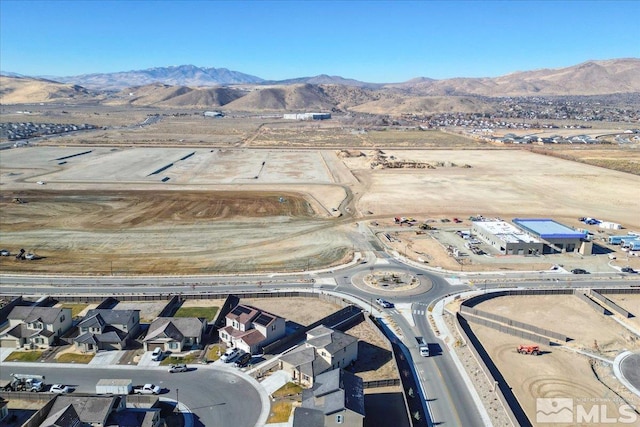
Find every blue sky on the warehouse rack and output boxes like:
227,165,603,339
1,1,638,82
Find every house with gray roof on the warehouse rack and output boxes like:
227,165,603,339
280,326,358,386
0,306,72,349
293,368,365,427
218,303,286,354
74,309,140,353
42,395,123,427
143,317,207,353
38,394,162,427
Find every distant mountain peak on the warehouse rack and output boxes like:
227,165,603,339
51,65,264,90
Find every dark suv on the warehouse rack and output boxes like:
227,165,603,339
571,268,589,274
234,353,252,368
621,267,637,274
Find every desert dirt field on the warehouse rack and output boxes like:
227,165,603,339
1,112,640,275
601,294,640,331
467,294,640,426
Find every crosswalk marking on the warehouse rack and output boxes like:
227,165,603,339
413,310,425,315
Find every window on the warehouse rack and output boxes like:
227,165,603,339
336,414,344,424
60,315,65,322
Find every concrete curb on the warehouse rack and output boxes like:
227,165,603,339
613,351,640,398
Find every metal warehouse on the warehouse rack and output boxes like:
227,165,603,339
512,218,587,254
472,220,544,255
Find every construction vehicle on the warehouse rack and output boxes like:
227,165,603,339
15,248,26,260
516,345,540,355
6,374,46,391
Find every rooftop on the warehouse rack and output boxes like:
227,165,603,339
473,220,541,244
513,218,586,239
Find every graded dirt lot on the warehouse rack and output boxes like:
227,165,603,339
1,113,639,275
242,297,341,327
467,294,640,426
601,294,640,332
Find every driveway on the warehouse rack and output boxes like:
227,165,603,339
260,370,292,395
89,350,125,365
137,350,162,367
0,347,14,362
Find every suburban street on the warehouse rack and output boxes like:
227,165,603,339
0,364,262,427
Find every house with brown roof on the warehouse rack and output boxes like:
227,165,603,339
280,326,358,386
0,306,72,349
143,317,207,353
218,303,286,354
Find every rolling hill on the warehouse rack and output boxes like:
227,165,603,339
0,75,100,104
1,59,638,113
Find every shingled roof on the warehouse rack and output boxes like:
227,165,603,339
306,325,358,356
301,369,365,417
8,306,68,324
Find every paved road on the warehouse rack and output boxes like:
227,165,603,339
620,353,640,394
1,252,639,427
0,364,262,427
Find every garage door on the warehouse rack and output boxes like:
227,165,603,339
0,339,17,348
146,343,164,352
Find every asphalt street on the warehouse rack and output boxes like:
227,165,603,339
0,364,262,427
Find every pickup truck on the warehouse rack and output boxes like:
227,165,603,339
132,384,161,395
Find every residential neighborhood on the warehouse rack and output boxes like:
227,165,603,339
0,293,389,427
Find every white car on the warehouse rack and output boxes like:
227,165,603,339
50,384,70,394
220,348,242,363
151,347,163,361
376,298,394,308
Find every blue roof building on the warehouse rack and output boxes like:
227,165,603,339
513,218,587,254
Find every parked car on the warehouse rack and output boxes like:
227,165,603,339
168,364,188,373
376,298,394,308
133,384,161,395
50,384,70,394
151,348,163,361
234,353,252,368
621,267,637,274
571,268,589,274
221,348,242,363
0,249,10,256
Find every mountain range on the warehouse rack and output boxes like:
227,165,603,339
1,58,639,113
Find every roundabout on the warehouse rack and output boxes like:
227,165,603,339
350,268,434,297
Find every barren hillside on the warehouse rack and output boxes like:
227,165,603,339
0,76,99,104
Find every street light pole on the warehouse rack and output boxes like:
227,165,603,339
175,388,179,413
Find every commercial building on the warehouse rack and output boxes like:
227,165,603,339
472,220,544,255
283,113,331,120
512,218,587,254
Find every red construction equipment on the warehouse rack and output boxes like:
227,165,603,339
517,344,540,355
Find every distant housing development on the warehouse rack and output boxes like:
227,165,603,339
283,113,331,120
